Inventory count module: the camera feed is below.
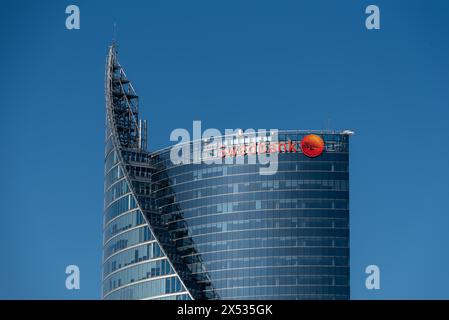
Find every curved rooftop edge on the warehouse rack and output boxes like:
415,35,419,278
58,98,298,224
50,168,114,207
148,129,355,156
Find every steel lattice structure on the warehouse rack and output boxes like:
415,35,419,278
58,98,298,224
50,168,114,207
103,43,216,300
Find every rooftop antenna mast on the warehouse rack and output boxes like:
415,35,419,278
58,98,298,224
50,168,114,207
326,117,331,131
112,22,117,45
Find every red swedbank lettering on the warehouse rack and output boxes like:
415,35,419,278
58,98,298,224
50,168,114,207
219,135,324,158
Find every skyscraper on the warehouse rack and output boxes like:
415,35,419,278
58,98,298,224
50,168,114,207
103,44,351,300
103,44,193,300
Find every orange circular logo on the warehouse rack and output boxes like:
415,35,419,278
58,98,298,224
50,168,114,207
301,134,324,158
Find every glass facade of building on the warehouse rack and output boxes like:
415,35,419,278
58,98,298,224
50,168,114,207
150,132,350,299
103,44,351,300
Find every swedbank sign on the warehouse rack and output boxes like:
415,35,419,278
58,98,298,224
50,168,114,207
169,122,326,176
219,134,324,159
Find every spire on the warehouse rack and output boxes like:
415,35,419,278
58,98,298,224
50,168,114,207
112,22,117,46
106,42,142,150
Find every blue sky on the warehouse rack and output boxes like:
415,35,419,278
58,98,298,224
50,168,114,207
0,0,448,299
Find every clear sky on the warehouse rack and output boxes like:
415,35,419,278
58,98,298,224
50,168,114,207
0,0,448,299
